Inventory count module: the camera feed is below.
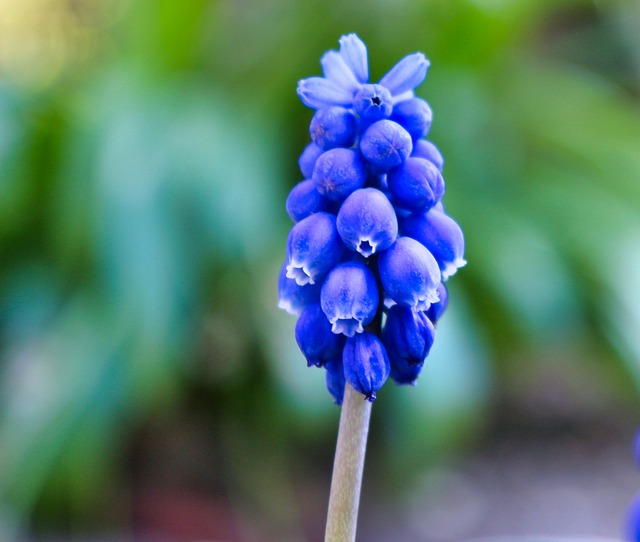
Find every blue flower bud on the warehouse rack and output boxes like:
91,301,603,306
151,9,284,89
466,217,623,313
297,77,354,110
286,179,332,222
360,120,412,171
391,98,432,140
336,188,398,257
343,332,390,401
382,305,435,366
379,236,441,310
389,354,424,385
277,262,321,315
299,142,324,179
339,34,368,84
412,139,444,172
379,53,430,96
325,357,346,404
400,209,466,280
387,157,444,213
353,84,393,123
320,262,379,337
310,107,358,150
286,212,343,285
425,282,448,323
295,304,346,367
312,148,367,202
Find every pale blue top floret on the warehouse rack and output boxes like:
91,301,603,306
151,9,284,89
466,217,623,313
297,34,430,110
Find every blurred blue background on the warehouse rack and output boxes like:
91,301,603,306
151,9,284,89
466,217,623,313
1,0,640,540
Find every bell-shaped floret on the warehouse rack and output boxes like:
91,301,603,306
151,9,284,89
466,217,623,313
400,209,466,280
325,357,346,404
286,179,332,222
320,262,379,337
360,120,413,171
310,107,358,150
379,52,430,96
353,84,393,124
299,142,324,179
286,212,343,286
297,77,355,110
389,354,424,385
295,304,346,367
382,305,435,366
343,332,390,401
387,157,444,213
312,148,367,202
379,237,441,310
425,282,448,323
412,139,444,171
277,262,321,315
336,188,398,257
391,98,432,140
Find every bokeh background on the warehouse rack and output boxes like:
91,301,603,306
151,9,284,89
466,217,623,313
1,0,640,540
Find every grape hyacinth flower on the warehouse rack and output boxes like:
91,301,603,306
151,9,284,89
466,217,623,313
280,32,465,400
278,34,465,541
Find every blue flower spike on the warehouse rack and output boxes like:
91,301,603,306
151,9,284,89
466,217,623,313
336,188,398,257
343,332,390,402
320,262,379,337
281,34,465,401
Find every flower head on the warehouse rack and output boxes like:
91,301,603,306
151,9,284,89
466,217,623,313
297,34,430,111
280,34,464,402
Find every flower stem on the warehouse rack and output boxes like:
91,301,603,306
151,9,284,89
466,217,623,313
324,383,372,542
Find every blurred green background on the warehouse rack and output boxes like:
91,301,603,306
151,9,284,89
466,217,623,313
1,0,640,540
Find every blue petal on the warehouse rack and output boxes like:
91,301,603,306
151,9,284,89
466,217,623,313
626,493,640,542
343,332,390,401
297,77,354,109
321,51,361,94
379,53,430,96
387,156,444,213
425,282,448,323
412,140,444,172
339,33,369,84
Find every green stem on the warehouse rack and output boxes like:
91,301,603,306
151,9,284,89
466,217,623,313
324,383,372,542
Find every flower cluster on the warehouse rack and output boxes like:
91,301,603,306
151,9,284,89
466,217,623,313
278,34,465,403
